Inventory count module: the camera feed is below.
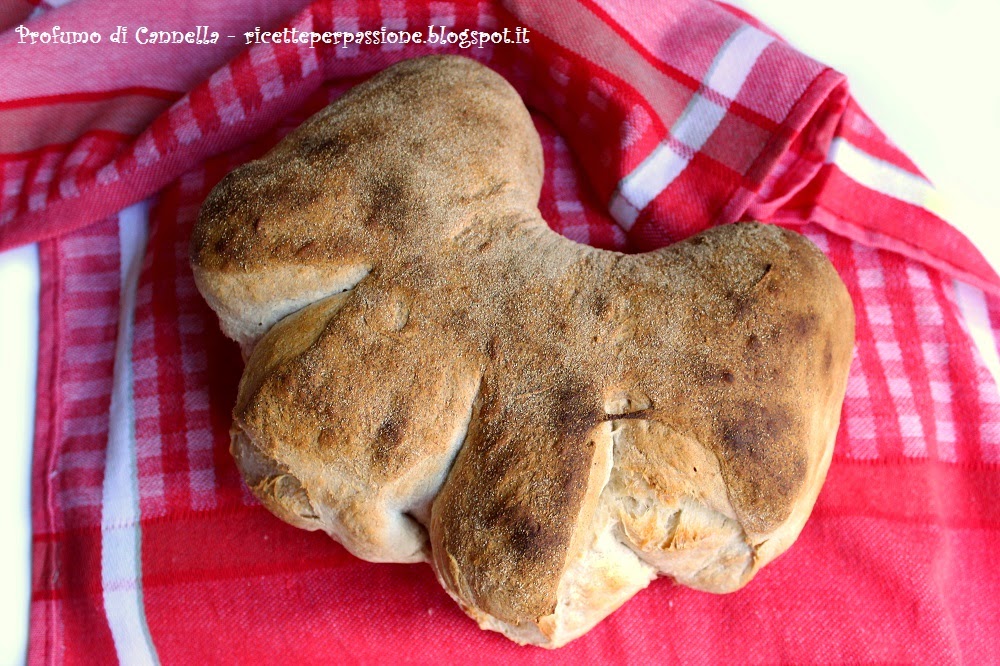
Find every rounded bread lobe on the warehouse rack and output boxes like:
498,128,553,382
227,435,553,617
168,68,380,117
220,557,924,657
191,55,856,647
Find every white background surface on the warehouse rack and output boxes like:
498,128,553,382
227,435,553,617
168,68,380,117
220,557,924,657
0,244,37,666
2,2,999,663
728,0,1000,270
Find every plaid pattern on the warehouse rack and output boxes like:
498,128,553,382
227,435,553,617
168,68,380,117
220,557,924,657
9,0,1000,663
30,118,1000,664
818,230,1000,464
131,170,247,519
32,217,120,532
3,0,996,293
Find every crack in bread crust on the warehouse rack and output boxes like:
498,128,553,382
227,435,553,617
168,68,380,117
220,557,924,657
191,55,856,648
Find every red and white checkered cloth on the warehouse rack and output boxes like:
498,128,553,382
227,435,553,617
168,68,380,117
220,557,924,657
6,0,1000,663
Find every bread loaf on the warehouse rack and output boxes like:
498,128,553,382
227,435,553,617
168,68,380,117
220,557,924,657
190,55,855,648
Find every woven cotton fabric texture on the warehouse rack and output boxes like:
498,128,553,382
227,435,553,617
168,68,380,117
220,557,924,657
4,0,999,663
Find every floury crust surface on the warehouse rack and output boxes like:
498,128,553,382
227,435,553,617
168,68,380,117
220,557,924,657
190,55,856,648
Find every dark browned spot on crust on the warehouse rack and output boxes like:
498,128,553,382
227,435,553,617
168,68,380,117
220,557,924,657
718,402,791,463
552,376,600,441
483,336,498,360
211,233,233,257
730,291,755,319
372,411,408,466
445,306,471,334
591,293,609,319
295,240,318,258
406,135,430,158
726,263,774,319
691,355,739,387
553,441,591,500
792,312,818,339
474,415,518,483
299,134,350,159
365,176,410,233
714,401,807,529
472,433,592,583
506,511,557,563
823,339,834,373
753,263,773,288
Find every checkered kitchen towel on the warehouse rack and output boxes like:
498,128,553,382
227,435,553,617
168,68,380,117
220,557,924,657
4,0,1000,663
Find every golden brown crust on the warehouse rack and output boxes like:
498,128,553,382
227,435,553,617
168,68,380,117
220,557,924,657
191,55,855,647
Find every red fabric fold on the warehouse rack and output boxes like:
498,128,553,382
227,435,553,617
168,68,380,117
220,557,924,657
11,0,1000,663
2,0,997,292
